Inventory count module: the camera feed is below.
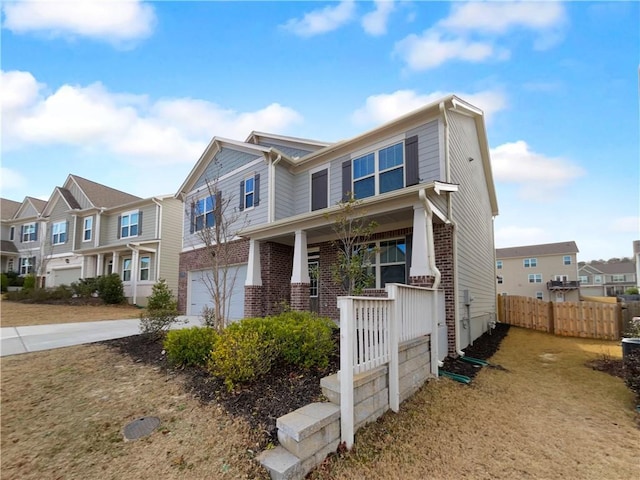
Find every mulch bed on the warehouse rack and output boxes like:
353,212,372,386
101,324,511,447
440,323,510,379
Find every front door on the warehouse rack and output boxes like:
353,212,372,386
308,253,319,314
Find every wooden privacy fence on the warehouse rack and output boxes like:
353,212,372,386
497,295,621,340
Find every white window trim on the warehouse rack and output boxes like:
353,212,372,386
594,275,602,283
536,292,544,300
22,223,36,243
244,174,255,211
120,210,139,239
52,221,67,245
122,258,132,282
524,258,538,268
496,260,503,270
83,217,93,242
139,255,151,281
194,195,215,232
563,255,572,265
528,273,542,283
364,237,407,289
352,141,406,198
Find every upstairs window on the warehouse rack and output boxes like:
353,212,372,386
496,260,503,270
528,273,542,283
497,275,503,284
21,223,37,242
563,255,572,265
194,195,215,232
83,217,93,242
579,275,588,284
119,211,140,238
10,226,15,241
524,258,537,268
594,275,602,284
239,174,260,211
612,274,625,282
352,142,404,199
19,256,34,275
52,221,67,245
244,175,255,210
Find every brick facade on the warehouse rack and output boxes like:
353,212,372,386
290,283,310,311
433,223,455,356
244,285,264,317
409,275,435,288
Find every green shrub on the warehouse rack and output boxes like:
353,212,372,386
140,280,180,337
146,279,177,311
71,277,100,297
208,320,277,391
5,271,22,287
270,311,336,369
624,349,640,398
164,327,218,367
22,274,36,291
97,274,125,304
1,273,7,292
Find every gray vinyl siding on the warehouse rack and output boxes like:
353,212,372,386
448,111,496,347
255,141,314,159
193,148,261,190
275,163,295,220
329,154,351,207
47,200,73,256
75,214,96,251
292,170,310,216
67,182,92,209
101,203,157,246
407,119,442,184
156,198,182,296
183,161,269,248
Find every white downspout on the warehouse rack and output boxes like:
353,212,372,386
440,101,465,357
151,198,163,284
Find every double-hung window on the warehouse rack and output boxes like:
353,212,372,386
524,258,537,268
120,211,139,238
83,217,93,242
579,275,588,284
352,142,404,199
22,223,37,242
360,238,407,288
594,275,602,284
563,255,572,265
244,175,255,210
194,196,215,232
19,257,34,275
52,221,67,245
528,273,542,283
496,260,503,270
122,258,132,282
612,274,625,282
140,256,150,281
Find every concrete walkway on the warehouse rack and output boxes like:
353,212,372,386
0,316,202,357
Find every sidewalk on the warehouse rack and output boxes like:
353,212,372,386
0,316,201,357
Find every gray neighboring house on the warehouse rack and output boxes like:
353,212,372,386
579,259,637,297
176,95,499,355
496,241,580,302
1,175,183,306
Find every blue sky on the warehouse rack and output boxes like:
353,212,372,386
1,0,638,261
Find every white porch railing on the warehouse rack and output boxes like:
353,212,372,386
338,283,439,449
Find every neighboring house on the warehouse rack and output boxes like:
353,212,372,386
1,197,47,285
1,175,183,306
579,259,637,297
176,95,499,355
496,241,580,302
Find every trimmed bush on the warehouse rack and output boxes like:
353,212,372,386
146,279,177,311
97,274,125,304
140,280,180,338
164,327,218,367
208,320,277,391
22,274,36,291
71,277,100,298
1,273,7,292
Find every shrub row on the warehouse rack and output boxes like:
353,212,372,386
163,311,337,391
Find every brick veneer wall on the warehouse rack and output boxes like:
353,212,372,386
290,283,310,311
177,238,250,314
260,241,294,316
433,223,455,356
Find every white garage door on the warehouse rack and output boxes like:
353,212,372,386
53,268,82,286
188,265,247,321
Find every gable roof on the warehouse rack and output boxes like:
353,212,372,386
1,239,18,254
496,241,579,259
1,198,22,220
67,175,141,209
583,260,635,275
14,196,47,220
245,131,331,151
42,186,83,217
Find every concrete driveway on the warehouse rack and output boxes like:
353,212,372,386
0,316,202,357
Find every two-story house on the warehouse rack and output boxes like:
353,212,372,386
2,175,183,306
579,259,637,297
176,95,499,355
495,241,580,302
1,196,48,285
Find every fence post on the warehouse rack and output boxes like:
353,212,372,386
548,300,555,334
386,285,400,413
338,297,355,450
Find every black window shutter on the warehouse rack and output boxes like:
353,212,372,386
215,191,222,225
254,174,260,206
405,135,419,186
20,225,24,243
117,215,122,239
311,169,328,211
189,203,195,234
31,256,36,273
239,180,245,211
342,160,352,202
65,221,69,243
138,211,143,236
34,223,38,241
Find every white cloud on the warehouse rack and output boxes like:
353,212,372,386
494,225,549,249
490,141,585,200
351,89,507,126
1,70,303,165
362,0,395,36
0,167,28,195
2,0,156,45
611,216,640,233
440,1,566,35
281,0,356,37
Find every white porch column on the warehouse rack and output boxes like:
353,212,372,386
245,238,262,286
291,230,310,284
131,248,139,304
409,203,434,278
112,251,120,274
96,253,104,276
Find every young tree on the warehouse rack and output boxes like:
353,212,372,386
189,176,248,330
327,196,378,295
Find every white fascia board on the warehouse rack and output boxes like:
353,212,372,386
433,181,459,195
245,131,331,149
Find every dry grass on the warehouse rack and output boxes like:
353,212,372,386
0,343,268,480
0,300,140,327
311,327,639,480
